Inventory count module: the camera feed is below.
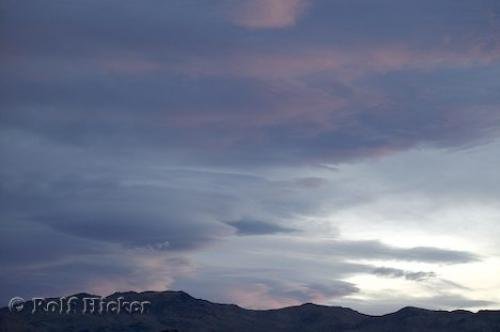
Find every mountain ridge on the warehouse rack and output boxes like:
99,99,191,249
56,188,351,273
1,290,499,331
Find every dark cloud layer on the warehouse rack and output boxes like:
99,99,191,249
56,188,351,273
1,0,500,165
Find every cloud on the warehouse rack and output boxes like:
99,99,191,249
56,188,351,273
372,267,436,281
390,246,479,264
0,169,231,251
291,177,329,189
171,233,483,310
172,266,360,309
0,211,197,304
259,238,480,264
227,280,359,309
2,0,500,167
229,0,309,29
0,129,492,310
0,221,108,268
224,219,298,235
3,53,500,167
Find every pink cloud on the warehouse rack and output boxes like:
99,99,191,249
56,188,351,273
229,0,309,29
177,45,500,81
228,283,299,309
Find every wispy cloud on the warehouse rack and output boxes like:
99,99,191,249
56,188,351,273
372,267,436,281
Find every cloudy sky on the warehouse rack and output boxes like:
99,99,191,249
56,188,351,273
1,0,500,314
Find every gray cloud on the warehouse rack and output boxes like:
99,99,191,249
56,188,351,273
224,219,298,236
372,267,436,281
0,222,109,268
0,169,231,251
262,238,480,264
0,248,194,305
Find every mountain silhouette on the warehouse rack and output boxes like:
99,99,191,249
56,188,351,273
1,290,499,331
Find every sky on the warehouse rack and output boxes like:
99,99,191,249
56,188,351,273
1,0,500,315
